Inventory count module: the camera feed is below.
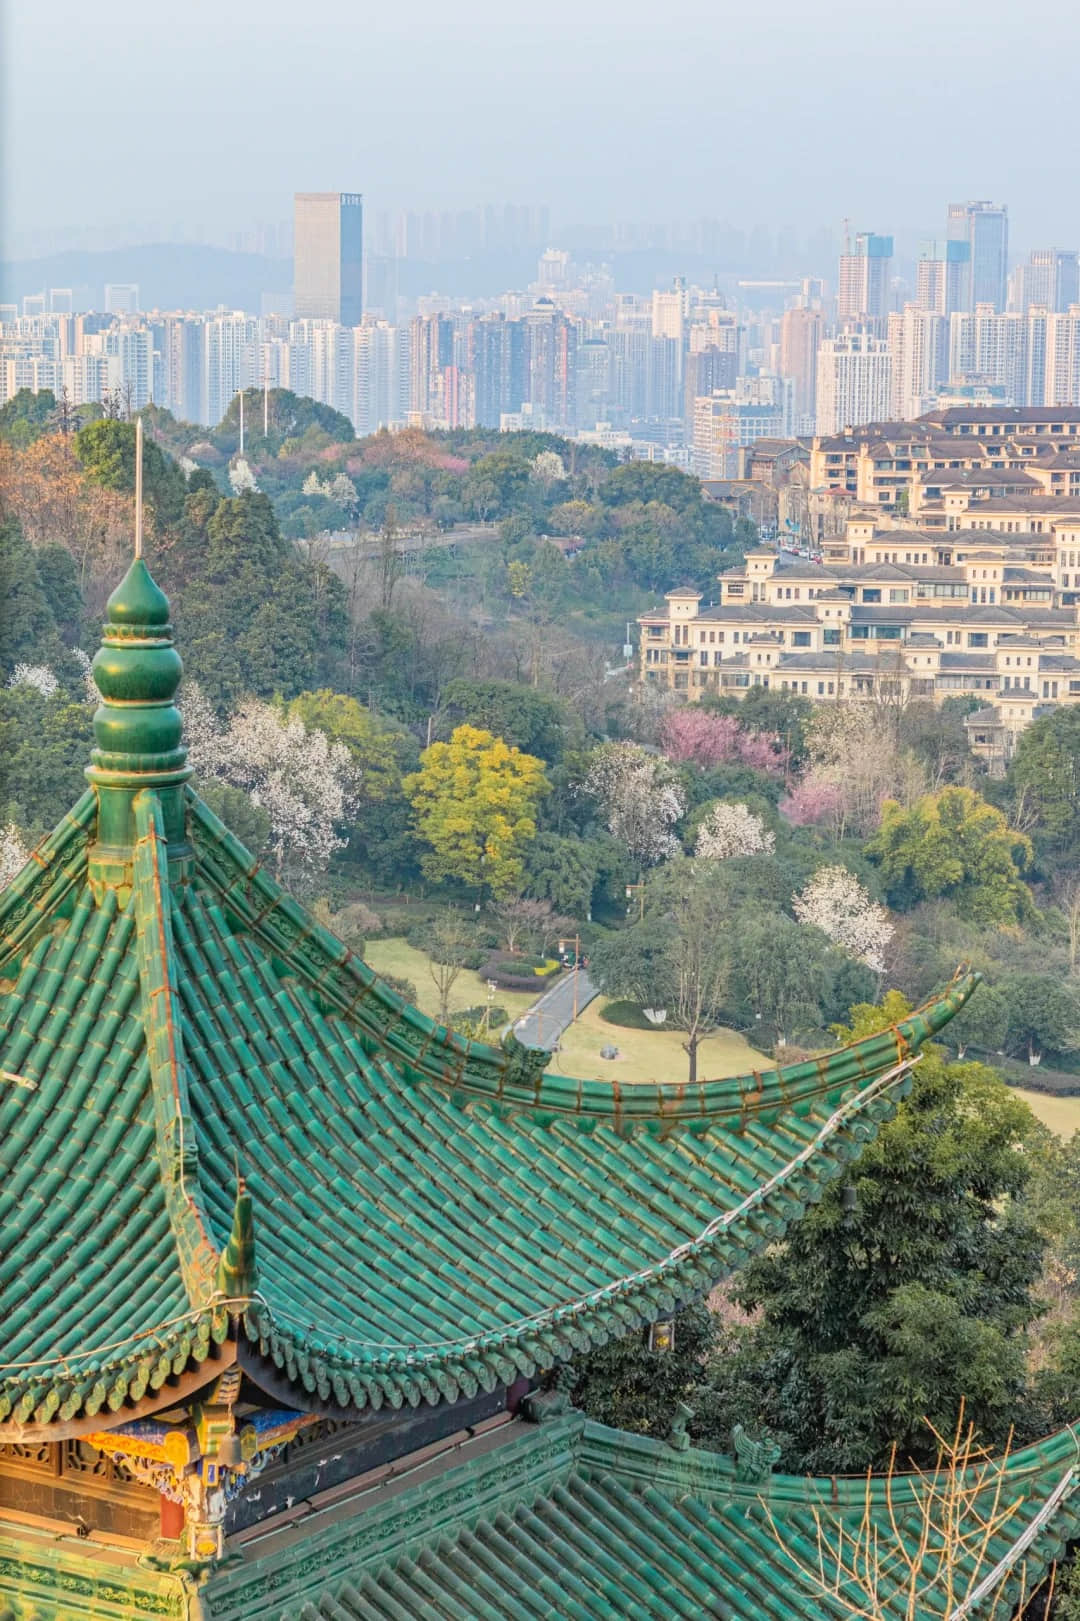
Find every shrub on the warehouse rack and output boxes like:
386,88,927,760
599,1000,657,1030
450,1004,509,1031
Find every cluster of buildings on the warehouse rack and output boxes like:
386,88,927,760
641,402,1080,767
8,194,1080,465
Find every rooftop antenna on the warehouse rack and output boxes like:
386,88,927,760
842,217,851,257
134,415,143,559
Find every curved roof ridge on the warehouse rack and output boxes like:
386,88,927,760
131,789,221,1308
187,784,980,1124
0,788,96,970
581,1417,1080,1506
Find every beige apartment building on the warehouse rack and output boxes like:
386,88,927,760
808,407,1080,515
638,528,1080,772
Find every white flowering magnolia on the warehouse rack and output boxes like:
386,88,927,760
530,450,566,485
183,683,362,878
7,664,59,699
301,470,356,506
793,864,894,975
694,802,775,861
581,742,686,866
71,647,98,705
0,824,28,890
179,455,198,477
229,457,259,495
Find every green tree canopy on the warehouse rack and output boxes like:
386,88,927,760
730,909,836,1044
1008,705,1080,850
440,678,578,764
0,387,57,448
0,521,66,673
866,786,1034,923
74,417,187,527
696,993,1047,1474
1001,973,1080,1065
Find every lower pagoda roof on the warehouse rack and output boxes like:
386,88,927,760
3,1410,1076,1619
0,557,978,1439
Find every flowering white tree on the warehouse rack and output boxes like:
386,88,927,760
183,683,361,880
7,664,59,699
793,864,894,975
530,450,566,488
694,802,775,861
229,457,259,495
581,742,686,865
71,648,98,705
0,824,28,890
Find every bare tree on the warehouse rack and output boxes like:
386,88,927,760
766,1407,1056,1620
1057,875,1080,976
427,911,475,1024
377,505,404,612
491,897,553,957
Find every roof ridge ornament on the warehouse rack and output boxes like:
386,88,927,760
216,1177,259,1305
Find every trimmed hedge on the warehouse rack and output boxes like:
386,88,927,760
599,1000,662,1031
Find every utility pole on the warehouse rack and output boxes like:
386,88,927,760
239,389,245,456
134,416,143,559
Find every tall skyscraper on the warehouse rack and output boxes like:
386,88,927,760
1014,249,1080,314
836,232,893,327
947,201,1008,311
294,193,364,326
779,305,824,426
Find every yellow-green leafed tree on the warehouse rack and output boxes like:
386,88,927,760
404,724,548,899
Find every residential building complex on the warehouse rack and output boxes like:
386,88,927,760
644,402,1080,769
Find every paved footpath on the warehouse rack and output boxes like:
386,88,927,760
512,970,597,1050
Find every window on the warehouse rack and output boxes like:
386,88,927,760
888,589,909,603
863,588,882,603
968,633,988,648
792,631,811,647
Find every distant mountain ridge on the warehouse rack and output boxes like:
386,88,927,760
0,244,293,313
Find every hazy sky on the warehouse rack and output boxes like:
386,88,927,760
5,0,1079,253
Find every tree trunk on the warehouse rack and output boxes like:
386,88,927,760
684,1033,698,1086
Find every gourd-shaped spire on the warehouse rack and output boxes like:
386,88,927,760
86,557,191,860
216,1177,259,1302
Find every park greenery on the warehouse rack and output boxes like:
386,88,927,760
10,392,1080,1605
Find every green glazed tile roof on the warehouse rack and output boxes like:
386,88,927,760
0,559,978,1434
190,1414,1080,1620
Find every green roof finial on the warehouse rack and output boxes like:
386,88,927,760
86,487,191,866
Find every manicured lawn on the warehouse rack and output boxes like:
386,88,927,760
363,937,539,1024
547,999,767,1085
1013,1087,1080,1138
